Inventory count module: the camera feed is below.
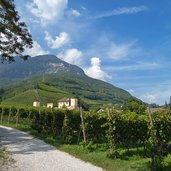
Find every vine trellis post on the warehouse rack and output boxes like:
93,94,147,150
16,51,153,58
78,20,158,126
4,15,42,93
80,107,86,144
16,109,20,127
8,108,12,124
1,108,4,124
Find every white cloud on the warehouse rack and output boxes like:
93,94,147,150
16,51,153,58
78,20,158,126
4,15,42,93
128,89,135,94
141,94,156,103
84,57,112,81
45,31,70,49
66,9,81,19
108,41,139,60
81,6,86,11
84,36,141,61
92,6,148,19
137,81,171,105
27,0,68,24
109,62,160,71
70,9,81,17
24,41,49,57
58,48,83,65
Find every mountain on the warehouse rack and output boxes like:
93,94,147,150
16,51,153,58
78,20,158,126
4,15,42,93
0,55,132,108
0,55,85,85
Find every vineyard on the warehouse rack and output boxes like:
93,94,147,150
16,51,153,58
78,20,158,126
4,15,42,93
1,105,171,170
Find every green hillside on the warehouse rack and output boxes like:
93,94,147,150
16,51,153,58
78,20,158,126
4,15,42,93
1,82,105,108
43,73,131,103
1,83,72,107
2,90,36,106
0,73,132,108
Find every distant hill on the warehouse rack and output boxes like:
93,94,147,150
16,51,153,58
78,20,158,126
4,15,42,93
1,73,131,108
0,55,132,108
0,55,85,85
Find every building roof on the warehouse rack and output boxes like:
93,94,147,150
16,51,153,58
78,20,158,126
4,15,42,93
58,98,70,102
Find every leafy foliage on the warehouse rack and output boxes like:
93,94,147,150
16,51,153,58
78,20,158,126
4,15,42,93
106,110,120,158
146,112,171,170
1,105,171,170
0,0,33,61
123,97,147,114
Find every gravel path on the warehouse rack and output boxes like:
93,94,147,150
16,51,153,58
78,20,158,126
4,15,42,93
0,126,103,171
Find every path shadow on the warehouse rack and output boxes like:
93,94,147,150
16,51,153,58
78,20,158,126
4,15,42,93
0,126,62,155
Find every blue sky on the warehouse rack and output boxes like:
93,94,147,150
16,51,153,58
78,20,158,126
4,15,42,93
15,0,171,105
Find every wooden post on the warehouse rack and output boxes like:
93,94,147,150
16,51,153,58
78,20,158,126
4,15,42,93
80,107,86,144
29,110,32,125
16,109,19,127
169,96,171,114
1,108,4,124
28,110,31,121
147,106,153,127
106,107,112,120
8,108,11,124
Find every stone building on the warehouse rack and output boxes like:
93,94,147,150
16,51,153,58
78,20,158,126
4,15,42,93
33,101,40,107
58,98,78,110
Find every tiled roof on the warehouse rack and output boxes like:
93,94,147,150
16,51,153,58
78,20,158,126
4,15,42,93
58,98,70,102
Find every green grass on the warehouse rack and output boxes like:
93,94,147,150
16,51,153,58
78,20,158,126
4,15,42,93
1,121,171,171
58,145,151,171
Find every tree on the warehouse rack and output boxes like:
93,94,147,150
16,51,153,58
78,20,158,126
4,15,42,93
122,97,147,114
164,101,168,109
77,98,90,111
0,0,33,62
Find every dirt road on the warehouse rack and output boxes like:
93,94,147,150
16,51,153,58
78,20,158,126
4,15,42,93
0,125,103,171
